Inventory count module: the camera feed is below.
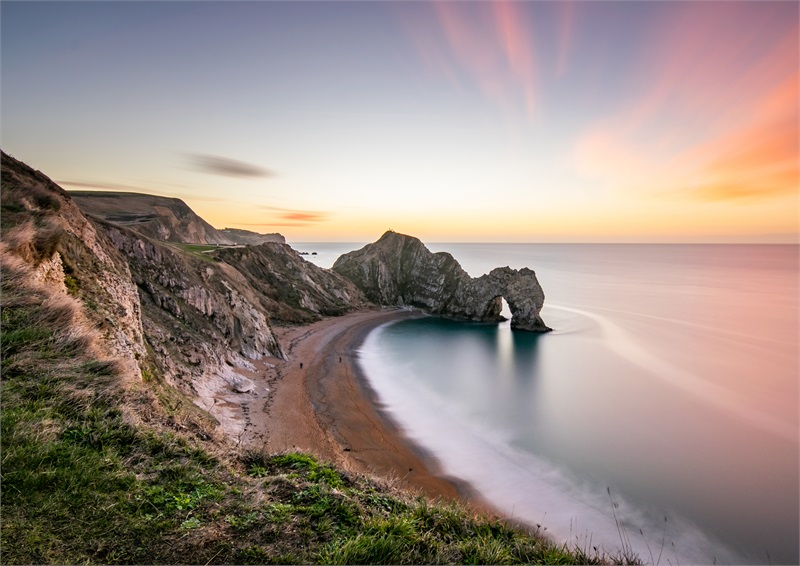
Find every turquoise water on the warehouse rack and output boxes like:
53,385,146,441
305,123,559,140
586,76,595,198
296,243,799,564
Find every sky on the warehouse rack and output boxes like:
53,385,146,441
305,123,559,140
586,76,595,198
2,0,798,243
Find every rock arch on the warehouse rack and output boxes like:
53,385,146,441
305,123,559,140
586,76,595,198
333,231,551,332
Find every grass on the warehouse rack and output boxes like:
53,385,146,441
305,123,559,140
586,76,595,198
169,242,221,262
0,245,638,564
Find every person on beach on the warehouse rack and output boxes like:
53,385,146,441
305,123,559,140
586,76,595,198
300,362,303,369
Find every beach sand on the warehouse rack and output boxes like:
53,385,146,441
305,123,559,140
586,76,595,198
228,308,478,503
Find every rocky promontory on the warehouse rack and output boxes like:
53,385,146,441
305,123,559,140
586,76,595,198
333,231,550,331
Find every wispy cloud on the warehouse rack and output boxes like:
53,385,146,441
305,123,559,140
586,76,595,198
669,73,798,201
573,3,798,203
555,0,575,78
185,153,274,178
259,206,329,227
400,1,543,120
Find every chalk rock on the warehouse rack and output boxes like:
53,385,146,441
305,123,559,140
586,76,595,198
229,374,256,394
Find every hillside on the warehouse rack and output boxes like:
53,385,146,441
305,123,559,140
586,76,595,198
69,190,235,245
0,151,631,565
220,227,286,245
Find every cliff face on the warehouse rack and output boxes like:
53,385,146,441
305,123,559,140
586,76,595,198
1,153,147,373
101,224,286,399
217,243,368,323
333,231,550,331
70,191,235,245
1,151,373,435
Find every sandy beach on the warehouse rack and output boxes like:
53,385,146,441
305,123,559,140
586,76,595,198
230,307,473,503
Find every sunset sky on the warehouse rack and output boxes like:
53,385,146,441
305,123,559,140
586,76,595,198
2,1,797,243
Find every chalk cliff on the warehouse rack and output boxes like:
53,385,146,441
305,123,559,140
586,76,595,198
100,222,286,398
333,231,550,331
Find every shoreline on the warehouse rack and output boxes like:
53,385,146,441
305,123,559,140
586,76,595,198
236,307,491,507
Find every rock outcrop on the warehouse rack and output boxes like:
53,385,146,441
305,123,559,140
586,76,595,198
70,191,234,244
333,231,550,331
217,243,368,323
101,223,287,397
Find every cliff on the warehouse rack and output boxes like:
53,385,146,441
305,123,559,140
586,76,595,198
1,154,147,374
216,243,368,323
219,227,286,245
1,151,369,429
69,190,235,244
100,222,286,399
333,231,550,331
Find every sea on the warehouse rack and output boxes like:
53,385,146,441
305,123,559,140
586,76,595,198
292,242,799,565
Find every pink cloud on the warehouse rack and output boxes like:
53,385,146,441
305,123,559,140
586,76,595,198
574,3,799,203
676,72,799,201
259,206,329,226
400,1,543,120
555,0,575,78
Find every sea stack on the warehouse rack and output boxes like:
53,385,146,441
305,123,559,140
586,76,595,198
333,231,551,332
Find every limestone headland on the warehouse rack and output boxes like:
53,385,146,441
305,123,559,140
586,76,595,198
333,230,551,332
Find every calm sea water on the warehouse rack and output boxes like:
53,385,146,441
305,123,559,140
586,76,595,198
294,242,799,565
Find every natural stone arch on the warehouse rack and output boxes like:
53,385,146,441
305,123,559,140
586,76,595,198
479,267,548,331
334,231,551,332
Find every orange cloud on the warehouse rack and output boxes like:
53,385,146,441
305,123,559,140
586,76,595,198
677,77,799,201
259,206,329,227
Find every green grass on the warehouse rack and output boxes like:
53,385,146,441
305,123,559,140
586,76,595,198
169,242,221,262
1,254,638,564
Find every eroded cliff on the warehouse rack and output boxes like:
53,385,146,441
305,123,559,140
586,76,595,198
333,231,550,331
101,223,287,398
216,243,368,323
1,151,372,436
